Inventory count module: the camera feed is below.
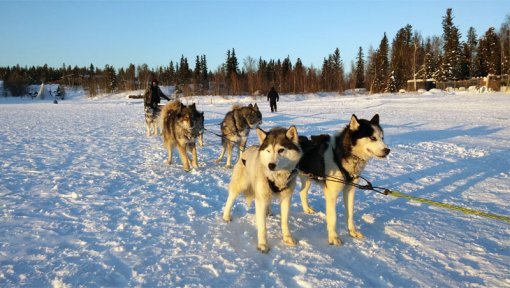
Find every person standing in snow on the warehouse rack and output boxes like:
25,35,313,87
267,86,279,112
145,79,170,110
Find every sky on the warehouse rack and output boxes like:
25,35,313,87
1,0,509,73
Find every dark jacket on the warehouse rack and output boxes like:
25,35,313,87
145,85,170,108
267,87,279,102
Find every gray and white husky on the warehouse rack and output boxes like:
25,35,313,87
222,126,302,253
145,104,164,136
216,103,262,168
160,100,204,172
297,114,390,245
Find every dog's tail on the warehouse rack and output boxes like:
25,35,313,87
231,104,242,110
161,100,182,116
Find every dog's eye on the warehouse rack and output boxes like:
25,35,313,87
370,136,377,141
278,148,285,154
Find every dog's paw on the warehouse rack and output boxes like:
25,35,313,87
303,206,316,214
349,229,364,239
283,235,297,246
328,236,343,246
224,164,232,169
257,244,270,253
165,160,172,165
222,215,232,222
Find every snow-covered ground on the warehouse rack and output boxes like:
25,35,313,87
1,90,509,287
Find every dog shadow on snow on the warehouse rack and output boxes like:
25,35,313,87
349,150,509,285
382,148,509,209
387,122,502,144
384,125,505,200
263,112,344,127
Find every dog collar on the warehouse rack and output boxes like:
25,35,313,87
267,169,298,193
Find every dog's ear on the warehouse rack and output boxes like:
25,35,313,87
190,103,196,109
286,125,299,144
371,114,380,125
253,103,259,110
349,114,360,131
256,127,267,144
248,103,253,108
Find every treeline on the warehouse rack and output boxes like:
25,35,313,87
1,9,509,97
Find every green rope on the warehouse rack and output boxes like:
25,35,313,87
385,190,510,224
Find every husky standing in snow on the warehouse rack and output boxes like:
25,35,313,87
160,100,204,172
145,105,164,136
222,126,302,253
297,114,390,245
216,103,262,168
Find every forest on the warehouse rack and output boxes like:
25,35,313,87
1,9,509,97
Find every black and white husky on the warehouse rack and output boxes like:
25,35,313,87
297,114,390,245
223,126,302,253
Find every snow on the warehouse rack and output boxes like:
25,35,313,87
1,90,509,287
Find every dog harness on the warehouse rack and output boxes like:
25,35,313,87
240,159,298,193
231,109,241,137
332,147,366,182
267,169,298,193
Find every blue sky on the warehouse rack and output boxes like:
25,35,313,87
1,0,508,73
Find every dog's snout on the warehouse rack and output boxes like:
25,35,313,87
268,163,276,171
383,148,391,156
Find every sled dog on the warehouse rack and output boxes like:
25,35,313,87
297,114,390,245
216,103,262,168
193,106,205,147
161,100,204,171
145,104,164,136
223,126,302,253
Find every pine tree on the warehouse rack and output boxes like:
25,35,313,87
500,20,510,82
466,27,478,78
476,27,502,76
104,64,117,93
484,27,501,75
385,70,397,93
193,55,202,93
126,64,135,90
390,25,414,90
331,48,344,92
440,8,462,80
459,43,471,79
168,61,176,85
320,48,344,92
225,48,240,94
178,55,191,85
355,47,365,88
283,57,292,92
294,58,305,93
420,38,438,79
200,55,209,91
371,33,389,93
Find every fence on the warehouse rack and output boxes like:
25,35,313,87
408,75,510,92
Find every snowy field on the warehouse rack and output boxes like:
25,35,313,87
1,90,509,287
